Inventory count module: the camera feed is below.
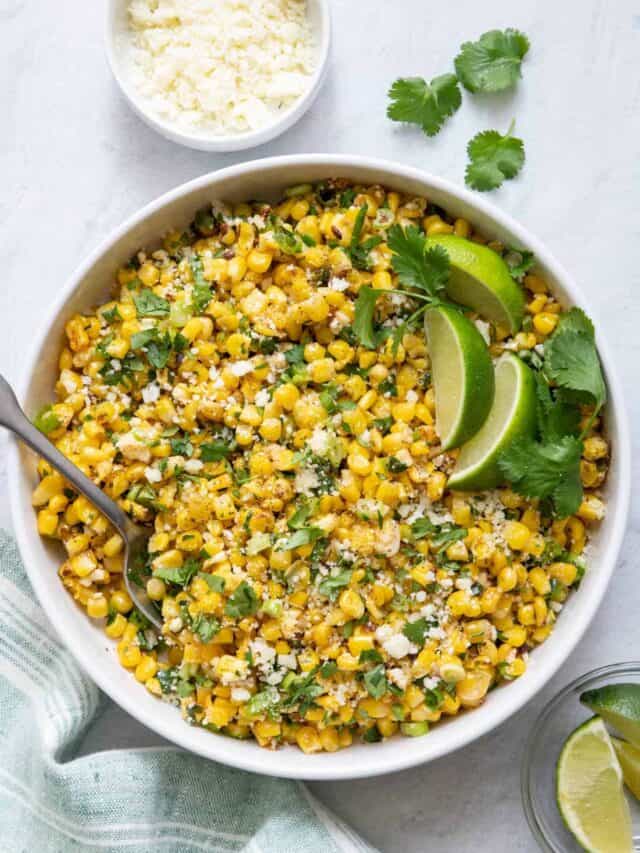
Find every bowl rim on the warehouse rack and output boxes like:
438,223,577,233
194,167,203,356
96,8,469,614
7,154,632,780
521,660,640,852
103,0,332,152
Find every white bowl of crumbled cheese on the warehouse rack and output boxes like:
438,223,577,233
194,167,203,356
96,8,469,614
106,0,330,151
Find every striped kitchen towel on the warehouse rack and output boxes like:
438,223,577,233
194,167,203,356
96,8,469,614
0,531,378,853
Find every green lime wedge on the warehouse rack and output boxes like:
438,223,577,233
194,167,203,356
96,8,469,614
447,352,536,491
557,717,633,853
581,684,640,747
612,738,640,801
423,304,494,451
425,235,525,334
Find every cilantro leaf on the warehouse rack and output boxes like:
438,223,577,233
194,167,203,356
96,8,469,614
544,308,606,412
133,289,170,318
403,618,430,647
153,556,200,588
534,372,581,442
130,327,178,370
454,29,530,93
387,74,462,137
388,225,450,296
498,433,583,518
317,569,352,600
287,498,318,530
198,572,225,593
505,249,535,282
411,517,436,540
363,664,388,699
200,439,236,461
465,125,525,191
353,286,389,349
225,581,259,618
191,614,220,643
276,526,323,552
190,256,213,314
430,523,468,552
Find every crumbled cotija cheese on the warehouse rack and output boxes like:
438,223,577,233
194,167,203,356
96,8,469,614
124,0,316,135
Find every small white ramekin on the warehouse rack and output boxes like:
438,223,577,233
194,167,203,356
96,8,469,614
104,0,331,152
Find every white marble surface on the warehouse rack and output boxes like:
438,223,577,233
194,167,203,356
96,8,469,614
1,0,639,850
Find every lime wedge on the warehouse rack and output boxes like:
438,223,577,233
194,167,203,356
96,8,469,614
447,352,536,491
581,684,640,747
423,304,494,451
425,235,525,333
612,738,640,801
556,717,633,853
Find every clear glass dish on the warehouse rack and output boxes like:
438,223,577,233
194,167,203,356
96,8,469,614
522,661,640,852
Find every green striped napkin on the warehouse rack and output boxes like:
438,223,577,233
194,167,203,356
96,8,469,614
0,531,378,853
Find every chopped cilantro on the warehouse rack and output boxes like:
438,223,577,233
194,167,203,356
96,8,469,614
224,581,259,618
133,289,170,318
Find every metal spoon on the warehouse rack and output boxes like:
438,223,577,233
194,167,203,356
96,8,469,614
0,373,161,627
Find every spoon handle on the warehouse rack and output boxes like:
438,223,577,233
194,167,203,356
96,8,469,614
0,373,133,539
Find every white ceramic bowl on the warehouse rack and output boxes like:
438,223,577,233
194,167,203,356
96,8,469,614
8,155,631,780
104,0,331,152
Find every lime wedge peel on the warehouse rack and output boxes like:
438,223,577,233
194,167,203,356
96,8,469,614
448,352,536,491
581,684,640,748
557,716,634,853
423,304,494,451
612,738,640,802
425,234,526,334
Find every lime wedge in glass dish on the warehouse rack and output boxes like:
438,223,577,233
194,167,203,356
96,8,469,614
425,234,525,334
447,352,536,491
581,684,640,747
423,304,494,451
612,738,640,801
556,717,633,853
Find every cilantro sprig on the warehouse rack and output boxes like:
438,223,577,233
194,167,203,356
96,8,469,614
352,224,454,350
454,29,530,93
387,74,462,137
498,311,606,517
465,121,525,191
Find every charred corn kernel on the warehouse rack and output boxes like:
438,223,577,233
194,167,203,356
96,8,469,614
338,589,365,619
319,728,340,752
146,577,166,601
505,521,531,550
456,670,491,707
296,726,321,753
135,656,158,683
336,652,360,671
498,566,518,592
549,562,577,586
503,626,527,647
117,641,141,669
105,613,127,638
528,568,551,596
583,436,608,461
37,509,59,536
32,473,65,506
578,495,605,522
533,312,558,335
110,589,133,614
86,593,109,619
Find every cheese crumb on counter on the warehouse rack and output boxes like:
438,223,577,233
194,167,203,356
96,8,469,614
124,0,316,135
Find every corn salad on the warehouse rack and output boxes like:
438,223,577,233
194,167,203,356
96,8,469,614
32,180,609,753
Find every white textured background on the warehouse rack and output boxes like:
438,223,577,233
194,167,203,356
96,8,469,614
1,0,639,849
